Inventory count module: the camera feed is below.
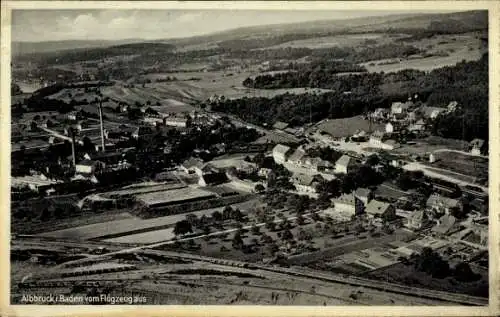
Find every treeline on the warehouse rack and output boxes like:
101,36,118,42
211,89,406,127
226,43,421,64
215,54,487,142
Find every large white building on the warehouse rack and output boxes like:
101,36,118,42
272,144,292,164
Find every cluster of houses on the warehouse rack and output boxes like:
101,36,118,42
272,143,362,194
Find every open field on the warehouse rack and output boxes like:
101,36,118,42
391,137,469,156
315,116,385,138
263,33,397,49
431,150,488,177
38,199,261,241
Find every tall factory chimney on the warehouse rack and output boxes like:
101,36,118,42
70,127,76,167
98,98,106,152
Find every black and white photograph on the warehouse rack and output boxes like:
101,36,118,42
2,1,498,315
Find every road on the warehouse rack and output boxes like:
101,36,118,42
433,148,488,159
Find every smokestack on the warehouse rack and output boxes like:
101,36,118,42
98,98,106,152
70,128,76,166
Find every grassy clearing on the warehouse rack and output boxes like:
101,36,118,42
263,33,393,49
315,116,385,138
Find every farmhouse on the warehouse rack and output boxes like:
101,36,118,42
365,200,396,220
291,173,323,193
272,144,292,164
335,155,357,174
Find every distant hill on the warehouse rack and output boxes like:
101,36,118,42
11,39,144,56
12,10,487,57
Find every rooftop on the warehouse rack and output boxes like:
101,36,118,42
272,121,289,130
272,144,291,156
335,155,352,167
366,200,392,215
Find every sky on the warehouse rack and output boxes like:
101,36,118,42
10,9,449,42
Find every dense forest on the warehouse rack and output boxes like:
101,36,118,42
214,54,488,142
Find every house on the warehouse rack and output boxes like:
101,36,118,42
422,106,446,119
258,168,272,179
365,200,396,220
288,147,307,166
406,209,430,230
291,173,323,193
119,104,129,113
272,144,292,164
426,194,461,215
354,188,373,205
272,121,289,131
391,102,412,115
143,116,165,126
11,175,64,193
181,157,205,174
199,163,220,177
331,193,356,215
41,119,56,129
75,160,105,175
371,108,389,120
431,214,458,236
409,119,426,132
67,111,82,121
447,101,458,113
469,139,485,155
335,155,356,174
132,126,154,140
331,193,365,216
385,122,394,134
83,151,129,170
369,130,386,147
164,116,188,128
198,172,228,187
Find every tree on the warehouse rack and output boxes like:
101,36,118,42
173,220,193,236
453,262,479,282
211,210,222,222
413,247,450,278
232,230,244,250
254,183,265,193
281,229,294,241
251,225,260,235
265,220,276,231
